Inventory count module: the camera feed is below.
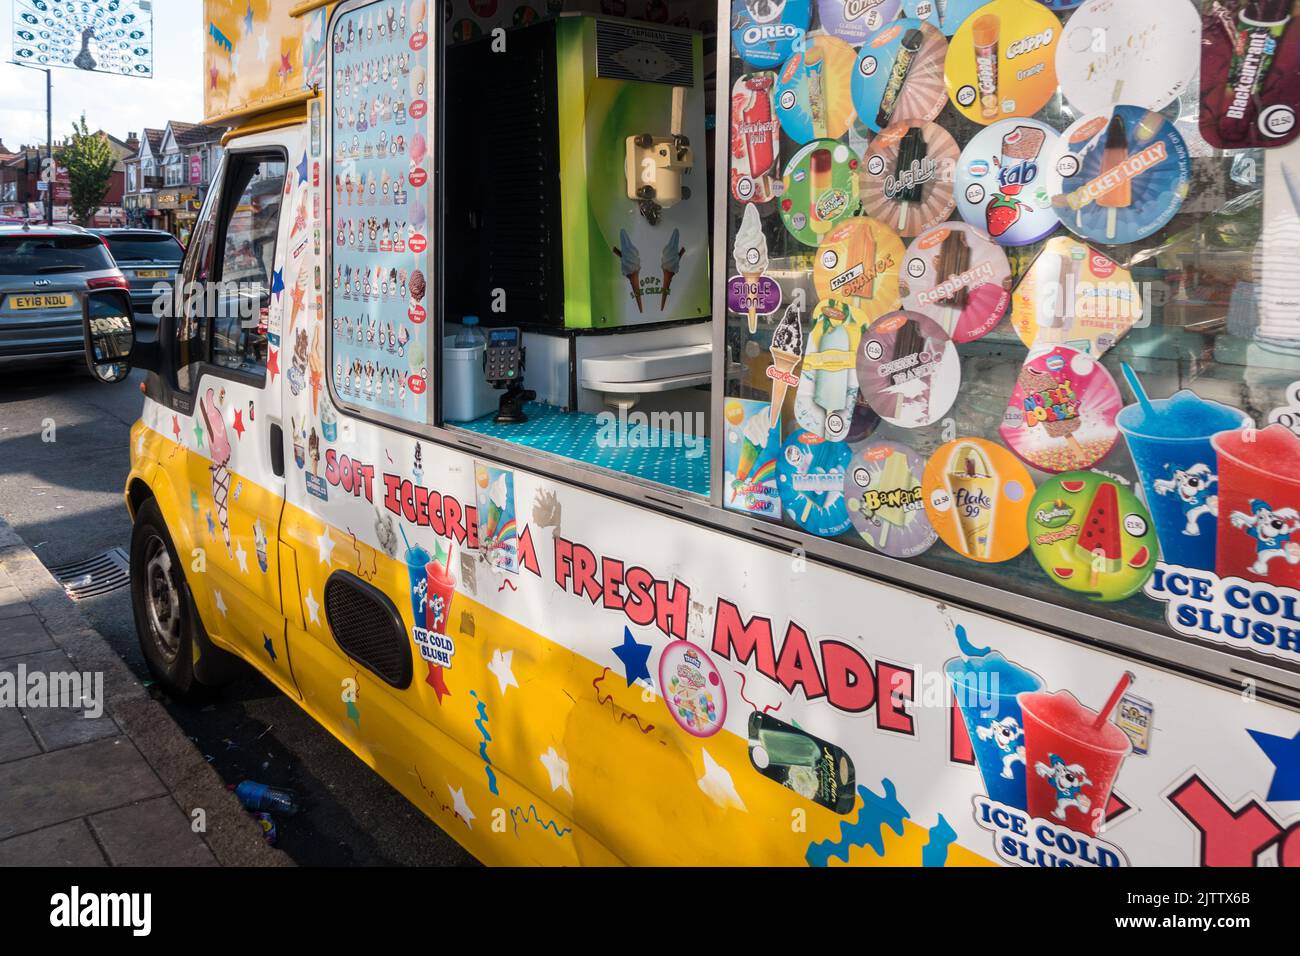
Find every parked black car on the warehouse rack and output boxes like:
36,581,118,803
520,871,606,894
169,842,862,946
90,228,185,323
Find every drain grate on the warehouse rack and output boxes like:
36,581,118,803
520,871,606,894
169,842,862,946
50,547,131,599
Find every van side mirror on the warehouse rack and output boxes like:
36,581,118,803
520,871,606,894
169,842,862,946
81,289,137,384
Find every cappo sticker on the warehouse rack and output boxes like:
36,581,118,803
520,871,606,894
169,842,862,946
943,0,1062,125
659,639,727,737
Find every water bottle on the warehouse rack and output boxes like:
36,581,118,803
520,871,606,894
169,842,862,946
454,314,486,351
234,781,301,816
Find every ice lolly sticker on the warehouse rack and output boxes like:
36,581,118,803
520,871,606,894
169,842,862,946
778,429,854,536
731,72,781,204
774,34,859,145
861,121,959,237
795,298,867,441
1056,0,1200,118
768,303,806,429
813,216,905,322
475,464,519,573
748,711,857,814
857,311,960,428
734,204,771,334
851,20,949,134
725,398,782,517
902,0,989,35
1000,346,1120,474
1048,107,1192,246
660,639,727,738
955,118,1060,246
845,439,937,557
943,0,1061,125
900,222,1011,343
1200,0,1300,150
1028,472,1157,601
780,139,860,246
732,0,811,68
819,0,904,44
1010,238,1142,356
923,438,1033,562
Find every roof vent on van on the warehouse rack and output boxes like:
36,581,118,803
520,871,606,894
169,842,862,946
323,571,413,689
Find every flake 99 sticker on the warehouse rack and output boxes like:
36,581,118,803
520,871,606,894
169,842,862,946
923,438,1034,562
943,0,1062,125
660,640,727,738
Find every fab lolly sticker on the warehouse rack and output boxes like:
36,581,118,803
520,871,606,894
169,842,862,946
659,640,727,738
1027,472,1157,601
1200,0,1300,149
813,216,905,322
778,429,854,536
1056,0,1200,117
845,439,938,557
943,0,1062,125
1048,106,1192,246
860,121,959,238
775,34,859,145
732,0,811,68
724,397,782,518
900,222,1012,343
795,298,868,442
955,118,1060,246
999,345,1121,474
856,311,960,427
730,72,782,204
850,20,949,134
1010,237,1142,356
818,0,904,44
902,0,991,36
923,437,1033,562
780,140,861,246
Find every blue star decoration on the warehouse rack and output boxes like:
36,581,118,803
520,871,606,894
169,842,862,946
611,626,652,688
346,699,361,728
296,153,309,186
206,510,216,537
263,634,277,662
1248,728,1300,802
243,3,254,36
271,268,285,297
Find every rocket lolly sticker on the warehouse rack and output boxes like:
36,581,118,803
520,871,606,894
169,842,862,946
660,229,684,310
768,303,805,429
748,711,857,814
861,122,959,238
795,298,868,441
999,346,1121,474
730,72,781,203
850,20,949,134
660,639,727,738
923,438,1034,562
900,222,1011,343
902,0,989,35
1055,0,1200,117
724,398,782,517
779,139,860,247
845,439,937,557
818,0,904,44
1010,237,1142,356
943,0,1062,125
734,204,770,334
777,429,854,536
1027,472,1157,600
813,216,905,322
614,229,644,312
731,0,811,69
955,118,1060,246
856,310,960,428
774,34,859,145
1048,107,1192,245
1200,0,1300,150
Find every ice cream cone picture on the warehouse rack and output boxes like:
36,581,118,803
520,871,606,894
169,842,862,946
724,398,781,515
734,204,771,334
948,442,997,558
201,388,234,558
923,437,1033,562
660,229,683,310
768,303,805,429
614,228,643,313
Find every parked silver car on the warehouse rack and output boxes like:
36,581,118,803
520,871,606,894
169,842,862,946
90,228,185,323
0,225,129,369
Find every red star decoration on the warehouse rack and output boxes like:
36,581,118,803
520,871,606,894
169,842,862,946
279,53,293,80
172,415,182,441
232,409,245,440
426,663,450,703
209,65,219,90
267,347,280,383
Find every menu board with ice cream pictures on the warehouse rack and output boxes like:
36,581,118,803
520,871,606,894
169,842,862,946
327,0,434,426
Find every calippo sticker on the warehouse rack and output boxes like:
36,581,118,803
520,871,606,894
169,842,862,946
1199,0,1300,149
813,216,905,323
731,72,781,203
775,34,859,144
778,428,854,536
780,139,860,246
851,20,949,133
1047,106,1192,246
818,0,904,44
795,298,870,441
845,439,937,557
856,310,960,428
727,274,784,317
943,0,1062,125
902,0,989,36
922,437,1034,562
861,121,959,238
732,0,811,68
659,640,727,738
955,118,1060,246
999,345,1121,474
900,222,1011,343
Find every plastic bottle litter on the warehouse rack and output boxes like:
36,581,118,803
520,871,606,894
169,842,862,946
454,314,486,351
233,780,301,816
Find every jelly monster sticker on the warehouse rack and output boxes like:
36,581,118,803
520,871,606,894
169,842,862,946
1000,346,1120,474
813,216,905,323
795,298,869,441
900,222,1011,343
774,34,859,144
923,437,1033,562
943,0,1062,125
845,439,937,557
850,19,949,133
730,72,781,203
861,121,959,237
780,139,861,246
659,640,727,738
731,0,811,68
955,118,1060,246
818,0,904,44
778,429,854,536
856,310,961,428
1200,0,1300,150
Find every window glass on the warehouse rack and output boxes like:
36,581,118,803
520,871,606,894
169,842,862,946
102,233,185,262
0,234,114,275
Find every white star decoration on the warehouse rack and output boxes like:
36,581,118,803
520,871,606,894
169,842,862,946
487,649,518,695
448,785,475,828
317,530,335,565
540,747,571,795
234,540,249,574
136,432,146,457
214,590,227,616
231,46,241,74
304,589,320,624
257,29,269,63
698,749,746,812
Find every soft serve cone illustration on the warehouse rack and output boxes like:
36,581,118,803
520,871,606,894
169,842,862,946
660,228,684,310
201,388,233,558
768,304,804,429
615,229,643,313
734,411,769,501
945,441,998,559
734,203,769,333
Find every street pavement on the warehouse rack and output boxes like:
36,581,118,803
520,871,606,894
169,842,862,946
0,358,475,866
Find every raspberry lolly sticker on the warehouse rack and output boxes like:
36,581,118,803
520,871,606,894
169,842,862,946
900,222,1011,343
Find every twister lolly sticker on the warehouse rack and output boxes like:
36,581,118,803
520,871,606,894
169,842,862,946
955,118,1060,246
780,140,861,246
1047,106,1192,245
1200,0,1300,149
775,34,859,145
659,640,727,738
1010,237,1142,356
902,0,989,35
731,0,811,68
730,72,781,204
795,298,869,442
999,345,1121,474
861,121,959,238
900,222,1012,343
818,0,904,44
1027,472,1157,601
845,439,938,557
922,437,1034,562
943,0,1061,125
856,311,960,428
1056,0,1200,117
724,398,782,518
851,20,949,133
778,429,854,536
813,216,905,322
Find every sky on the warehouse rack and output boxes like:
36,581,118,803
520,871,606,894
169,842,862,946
0,0,204,150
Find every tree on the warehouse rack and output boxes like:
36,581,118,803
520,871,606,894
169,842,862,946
59,114,115,226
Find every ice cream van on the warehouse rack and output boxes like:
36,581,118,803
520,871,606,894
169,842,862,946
78,0,1300,867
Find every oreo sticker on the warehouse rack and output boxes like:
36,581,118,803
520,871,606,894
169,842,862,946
818,0,903,44
955,118,1060,246
860,121,959,238
856,310,960,428
777,429,854,536
732,0,811,68
775,34,859,144
943,0,1062,125
901,0,988,36
850,20,949,133
780,140,861,246
845,439,937,557
1047,106,1192,246
900,222,1011,343
659,640,727,738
